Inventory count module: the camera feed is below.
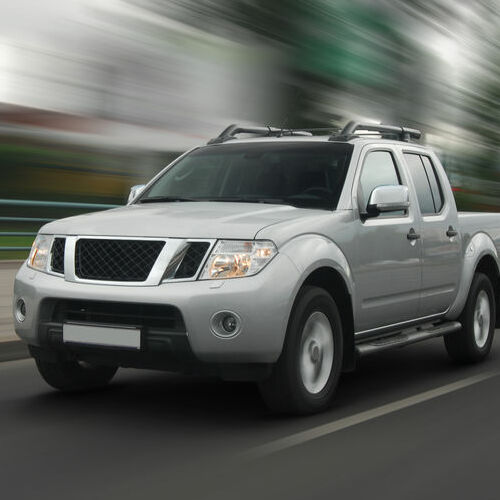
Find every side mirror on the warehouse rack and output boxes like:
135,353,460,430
127,184,146,204
366,185,409,216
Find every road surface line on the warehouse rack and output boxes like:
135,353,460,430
243,370,500,460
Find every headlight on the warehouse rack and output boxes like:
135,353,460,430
200,240,277,280
27,235,54,272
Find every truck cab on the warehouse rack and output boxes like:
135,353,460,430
13,121,500,414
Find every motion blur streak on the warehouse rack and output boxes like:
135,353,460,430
0,0,499,259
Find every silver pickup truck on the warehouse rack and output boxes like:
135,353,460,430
13,122,500,414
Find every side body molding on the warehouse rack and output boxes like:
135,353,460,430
446,232,499,320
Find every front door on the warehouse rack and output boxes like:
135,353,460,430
352,148,422,334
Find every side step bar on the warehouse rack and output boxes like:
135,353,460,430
355,321,462,357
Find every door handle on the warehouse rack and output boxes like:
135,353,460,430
407,228,420,241
446,226,458,237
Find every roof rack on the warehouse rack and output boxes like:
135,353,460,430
207,121,422,145
330,121,421,142
206,124,336,144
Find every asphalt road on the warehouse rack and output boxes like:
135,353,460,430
1,333,500,500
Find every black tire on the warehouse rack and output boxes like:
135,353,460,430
35,357,117,392
444,272,496,363
259,286,343,415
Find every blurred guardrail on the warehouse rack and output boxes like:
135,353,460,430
0,199,120,251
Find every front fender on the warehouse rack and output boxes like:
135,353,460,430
446,232,499,319
280,234,354,306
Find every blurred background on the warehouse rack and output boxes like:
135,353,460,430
1,0,499,259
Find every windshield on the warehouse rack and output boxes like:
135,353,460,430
138,142,353,210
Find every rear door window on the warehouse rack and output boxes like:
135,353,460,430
421,156,444,212
403,153,435,215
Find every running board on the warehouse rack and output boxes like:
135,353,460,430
355,321,462,357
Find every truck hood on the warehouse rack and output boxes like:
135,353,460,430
41,202,325,241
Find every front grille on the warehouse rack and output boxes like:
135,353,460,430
50,238,66,274
75,239,165,282
174,242,210,279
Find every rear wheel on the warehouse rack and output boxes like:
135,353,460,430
259,286,343,415
35,357,117,391
444,272,496,363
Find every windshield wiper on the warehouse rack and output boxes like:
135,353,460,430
204,196,295,206
139,195,301,208
138,196,201,204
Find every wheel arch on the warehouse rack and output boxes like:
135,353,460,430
446,232,500,326
280,234,356,371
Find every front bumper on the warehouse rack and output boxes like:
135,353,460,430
13,254,299,364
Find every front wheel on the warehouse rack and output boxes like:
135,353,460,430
444,272,496,363
259,286,343,415
35,357,117,392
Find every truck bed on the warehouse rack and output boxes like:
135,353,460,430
458,212,500,254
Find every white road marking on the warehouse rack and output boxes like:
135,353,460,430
244,370,500,460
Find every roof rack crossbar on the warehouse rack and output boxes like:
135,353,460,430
207,124,314,144
207,122,421,145
333,121,421,142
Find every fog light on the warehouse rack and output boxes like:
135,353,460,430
15,298,26,322
210,311,242,338
222,315,237,333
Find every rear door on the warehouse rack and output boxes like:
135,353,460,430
352,146,422,334
402,152,461,316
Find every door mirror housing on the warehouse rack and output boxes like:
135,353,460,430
366,185,409,216
127,184,146,204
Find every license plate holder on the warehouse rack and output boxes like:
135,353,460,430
63,323,141,350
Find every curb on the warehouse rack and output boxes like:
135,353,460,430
0,340,29,362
